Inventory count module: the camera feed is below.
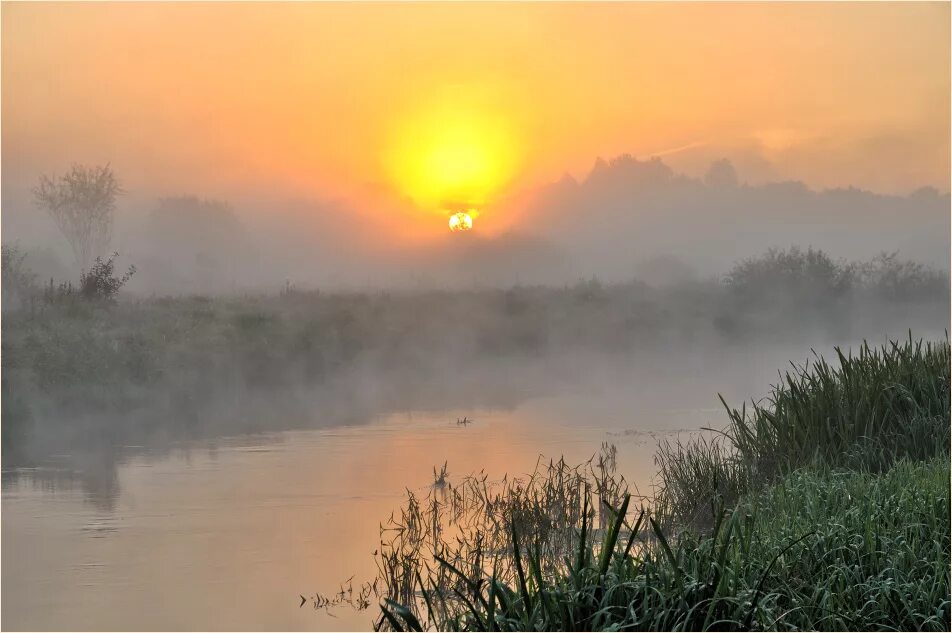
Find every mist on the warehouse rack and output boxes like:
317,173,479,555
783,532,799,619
2,156,949,295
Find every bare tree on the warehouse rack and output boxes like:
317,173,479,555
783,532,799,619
33,164,121,270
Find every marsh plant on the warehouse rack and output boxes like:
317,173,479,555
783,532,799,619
372,443,637,614
308,444,641,619
377,458,950,632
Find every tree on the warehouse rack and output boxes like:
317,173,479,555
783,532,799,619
704,158,739,189
144,196,247,291
33,164,121,270
724,246,853,304
147,196,245,254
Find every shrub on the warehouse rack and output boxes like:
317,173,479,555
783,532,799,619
78,252,136,302
724,246,853,303
857,251,948,301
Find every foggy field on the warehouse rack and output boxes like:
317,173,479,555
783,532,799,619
3,246,948,468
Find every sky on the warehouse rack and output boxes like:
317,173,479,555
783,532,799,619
2,2,950,241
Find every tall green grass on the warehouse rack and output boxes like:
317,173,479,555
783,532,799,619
655,335,950,529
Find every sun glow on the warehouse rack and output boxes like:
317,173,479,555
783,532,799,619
384,95,522,212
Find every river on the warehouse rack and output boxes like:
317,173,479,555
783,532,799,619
0,340,893,630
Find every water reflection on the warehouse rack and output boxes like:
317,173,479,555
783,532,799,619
3,453,122,512
3,404,696,630
2,353,564,508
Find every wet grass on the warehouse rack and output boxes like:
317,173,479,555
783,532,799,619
655,334,950,529
371,336,950,631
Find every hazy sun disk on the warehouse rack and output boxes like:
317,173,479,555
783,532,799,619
448,211,474,232
385,100,521,210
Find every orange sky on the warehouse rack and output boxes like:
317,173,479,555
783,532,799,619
3,2,949,230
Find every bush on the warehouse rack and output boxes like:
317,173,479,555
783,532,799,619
78,252,136,302
724,246,853,302
857,251,948,301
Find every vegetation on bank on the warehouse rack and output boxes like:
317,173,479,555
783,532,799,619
654,335,950,530
366,336,950,631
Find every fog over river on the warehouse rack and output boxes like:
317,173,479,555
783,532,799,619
3,335,937,631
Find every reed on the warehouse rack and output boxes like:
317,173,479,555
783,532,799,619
368,445,639,620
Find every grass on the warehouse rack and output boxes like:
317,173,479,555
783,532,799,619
370,336,951,631
654,334,950,530
381,458,949,632
741,460,950,630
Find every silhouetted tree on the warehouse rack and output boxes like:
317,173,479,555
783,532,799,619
857,251,947,301
704,159,739,188
144,196,247,291
725,246,853,304
33,164,121,270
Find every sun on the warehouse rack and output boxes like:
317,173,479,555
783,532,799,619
448,211,474,232
383,94,522,213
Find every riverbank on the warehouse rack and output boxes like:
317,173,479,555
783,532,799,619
374,336,950,631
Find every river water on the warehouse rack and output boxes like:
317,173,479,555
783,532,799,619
0,340,890,630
